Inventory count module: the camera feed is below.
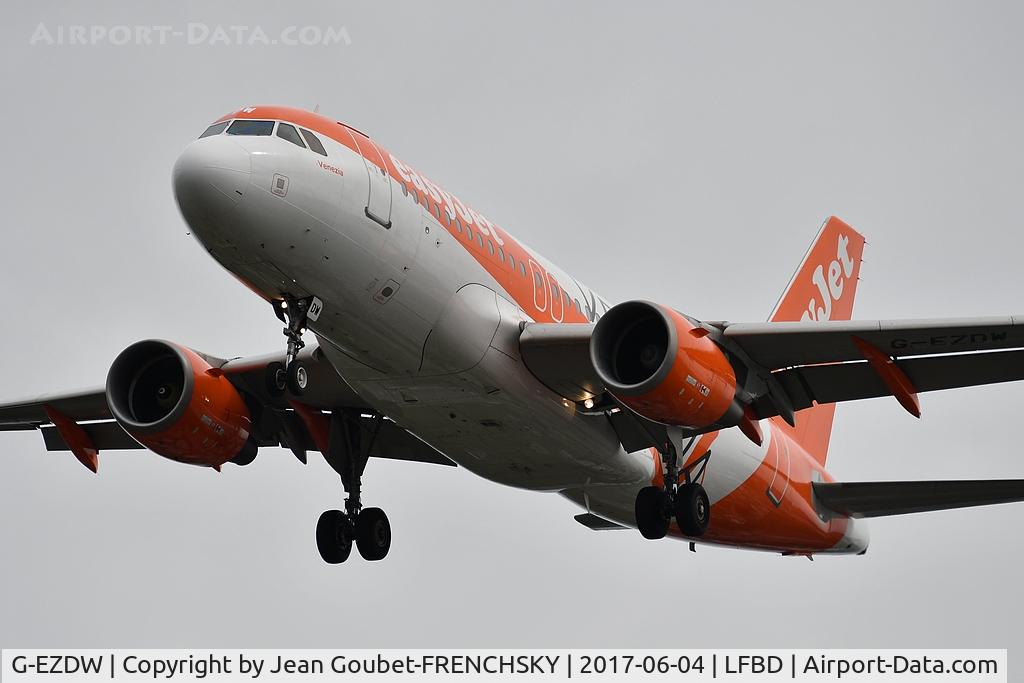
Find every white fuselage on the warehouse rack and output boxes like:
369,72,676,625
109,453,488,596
172,111,867,555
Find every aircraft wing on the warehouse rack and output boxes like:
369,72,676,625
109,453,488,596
721,316,1024,419
0,343,455,469
520,315,1024,420
0,387,112,428
813,479,1024,518
721,315,1024,367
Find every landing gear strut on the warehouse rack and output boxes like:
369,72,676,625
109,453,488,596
315,410,392,563
266,296,314,397
634,432,710,540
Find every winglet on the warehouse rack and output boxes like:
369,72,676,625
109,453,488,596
852,336,921,418
43,406,99,473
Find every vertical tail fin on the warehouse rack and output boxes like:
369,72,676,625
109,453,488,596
771,216,866,465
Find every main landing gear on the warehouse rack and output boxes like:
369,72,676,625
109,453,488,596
634,436,710,540
266,296,313,397
315,410,392,563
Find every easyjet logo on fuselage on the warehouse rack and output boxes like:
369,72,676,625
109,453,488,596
801,234,856,322
388,153,505,247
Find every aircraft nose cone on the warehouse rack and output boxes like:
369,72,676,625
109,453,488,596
172,136,252,226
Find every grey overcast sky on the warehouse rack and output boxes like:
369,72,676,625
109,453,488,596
1,0,1022,649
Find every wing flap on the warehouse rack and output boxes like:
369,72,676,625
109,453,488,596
754,349,1024,418
41,420,144,451
723,316,1024,369
366,419,456,467
519,322,600,402
814,479,1024,518
35,412,454,465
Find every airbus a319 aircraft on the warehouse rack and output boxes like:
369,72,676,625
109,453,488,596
4,105,1024,563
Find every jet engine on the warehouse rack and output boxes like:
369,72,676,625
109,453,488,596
590,301,744,430
106,340,253,467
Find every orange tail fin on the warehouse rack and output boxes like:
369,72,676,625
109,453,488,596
770,216,866,465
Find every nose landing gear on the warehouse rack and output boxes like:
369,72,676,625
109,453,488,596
314,410,392,563
266,296,316,397
634,434,711,540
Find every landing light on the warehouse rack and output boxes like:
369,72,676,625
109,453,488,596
281,301,289,310
583,398,595,410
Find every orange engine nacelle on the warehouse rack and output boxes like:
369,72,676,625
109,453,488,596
590,301,742,429
106,340,252,468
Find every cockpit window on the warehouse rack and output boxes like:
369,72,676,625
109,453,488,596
300,128,328,156
276,123,306,148
199,121,230,139
226,119,275,136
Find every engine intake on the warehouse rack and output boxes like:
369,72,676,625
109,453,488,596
106,340,252,467
590,301,742,429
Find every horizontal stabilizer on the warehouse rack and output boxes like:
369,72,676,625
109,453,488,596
814,479,1024,518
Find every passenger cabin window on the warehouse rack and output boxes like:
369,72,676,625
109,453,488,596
199,121,230,138
226,120,275,136
276,123,306,148
300,128,328,156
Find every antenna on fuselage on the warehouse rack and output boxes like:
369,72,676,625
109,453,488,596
313,104,320,114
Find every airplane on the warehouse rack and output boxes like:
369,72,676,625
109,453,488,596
3,104,1024,564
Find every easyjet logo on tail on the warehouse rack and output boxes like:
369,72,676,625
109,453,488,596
801,233,856,322
770,216,865,325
